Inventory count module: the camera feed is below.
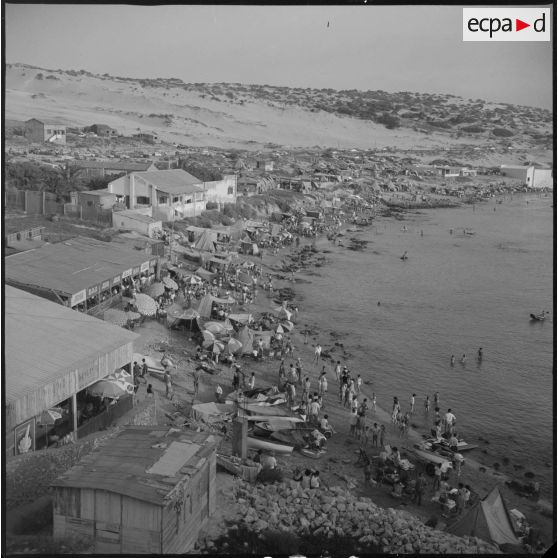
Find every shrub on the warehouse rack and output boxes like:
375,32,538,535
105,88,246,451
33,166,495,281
205,201,219,210
376,112,400,129
461,125,484,133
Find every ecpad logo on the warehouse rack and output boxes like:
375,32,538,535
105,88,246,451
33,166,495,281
463,8,550,41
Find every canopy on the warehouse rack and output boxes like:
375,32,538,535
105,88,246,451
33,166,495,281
446,487,521,547
202,330,216,348
280,320,294,331
191,402,234,423
195,267,216,282
194,230,217,252
228,313,253,325
38,407,63,425
277,307,292,320
204,321,229,335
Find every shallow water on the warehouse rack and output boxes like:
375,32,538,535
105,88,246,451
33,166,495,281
294,194,554,497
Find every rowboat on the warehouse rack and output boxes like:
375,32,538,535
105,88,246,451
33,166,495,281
299,447,326,459
530,313,546,321
247,436,294,454
252,422,275,438
270,429,309,449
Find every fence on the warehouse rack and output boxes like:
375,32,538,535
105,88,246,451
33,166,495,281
76,394,133,440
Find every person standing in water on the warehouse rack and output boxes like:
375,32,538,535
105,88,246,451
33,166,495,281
424,395,430,413
460,353,466,365
477,347,483,361
450,355,455,366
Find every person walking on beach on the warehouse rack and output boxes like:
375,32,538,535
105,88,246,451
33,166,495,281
302,376,311,403
371,422,380,447
424,395,430,413
356,374,362,394
379,424,386,447
477,347,483,361
372,392,376,413
164,370,173,400
304,330,309,345
413,472,426,506
434,392,439,407
335,361,342,382
248,372,256,390
340,381,347,404
344,383,353,408
432,463,442,492
313,343,322,365
318,372,328,397
295,358,303,385
460,353,466,365
444,408,456,434
410,393,416,414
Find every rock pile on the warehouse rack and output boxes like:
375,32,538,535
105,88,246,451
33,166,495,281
230,481,501,554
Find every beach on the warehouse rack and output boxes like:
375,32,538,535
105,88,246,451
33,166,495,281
127,193,553,551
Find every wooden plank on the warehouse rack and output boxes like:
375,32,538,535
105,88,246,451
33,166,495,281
121,497,161,530
80,489,95,519
52,514,66,538
94,491,121,525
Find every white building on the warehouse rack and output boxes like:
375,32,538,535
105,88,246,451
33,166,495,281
107,169,206,221
203,174,237,205
500,165,553,189
112,208,163,238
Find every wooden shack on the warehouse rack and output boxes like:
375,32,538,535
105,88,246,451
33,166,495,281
51,426,220,554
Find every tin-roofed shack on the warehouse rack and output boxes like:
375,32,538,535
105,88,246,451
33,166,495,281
52,427,220,554
5,286,138,456
4,235,159,313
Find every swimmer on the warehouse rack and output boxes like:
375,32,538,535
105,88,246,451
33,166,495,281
477,347,483,361
377,301,381,306
450,355,455,366
460,353,466,364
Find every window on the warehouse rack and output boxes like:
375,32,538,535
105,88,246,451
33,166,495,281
227,186,234,195
158,196,168,205
87,201,93,207
136,196,150,205
172,196,180,203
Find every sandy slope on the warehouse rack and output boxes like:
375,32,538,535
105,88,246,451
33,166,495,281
5,64,487,151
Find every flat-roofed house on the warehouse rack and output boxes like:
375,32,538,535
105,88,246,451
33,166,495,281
51,427,219,554
25,118,66,144
107,169,206,220
500,165,553,189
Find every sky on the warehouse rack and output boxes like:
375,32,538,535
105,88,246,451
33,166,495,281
5,4,554,109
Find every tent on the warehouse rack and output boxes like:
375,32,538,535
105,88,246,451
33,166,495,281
195,230,218,252
197,294,236,319
236,325,255,354
446,487,521,547
195,267,216,282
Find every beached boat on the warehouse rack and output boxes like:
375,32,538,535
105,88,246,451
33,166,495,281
428,437,478,453
252,422,274,438
412,444,453,468
270,429,309,449
299,447,326,459
247,436,294,454
530,312,546,321
463,228,476,236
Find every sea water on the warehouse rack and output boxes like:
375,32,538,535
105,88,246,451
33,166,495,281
293,194,554,497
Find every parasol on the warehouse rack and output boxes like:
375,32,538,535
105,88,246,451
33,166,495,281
103,308,129,327
202,330,216,348
280,320,294,331
38,407,63,425
146,282,165,298
204,321,228,335
134,293,158,316
276,324,284,334
87,379,132,398
184,275,202,285
126,311,141,322
162,276,178,290
226,338,243,355
181,308,200,320
212,341,225,352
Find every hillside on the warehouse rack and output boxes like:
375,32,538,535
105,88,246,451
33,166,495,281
5,62,553,153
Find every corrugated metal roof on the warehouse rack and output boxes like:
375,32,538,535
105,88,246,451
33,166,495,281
134,169,203,195
116,210,159,224
5,286,138,404
52,427,219,505
5,236,155,297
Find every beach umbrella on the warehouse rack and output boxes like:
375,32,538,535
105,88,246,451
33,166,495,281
126,311,141,322
205,321,228,335
276,324,284,334
146,282,165,298
134,293,158,316
280,320,294,331
103,309,129,327
226,338,243,355
181,308,200,320
213,341,225,352
202,330,216,348
38,407,63,425
87,379,131,399
184,275,202,285
162,276,178,290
